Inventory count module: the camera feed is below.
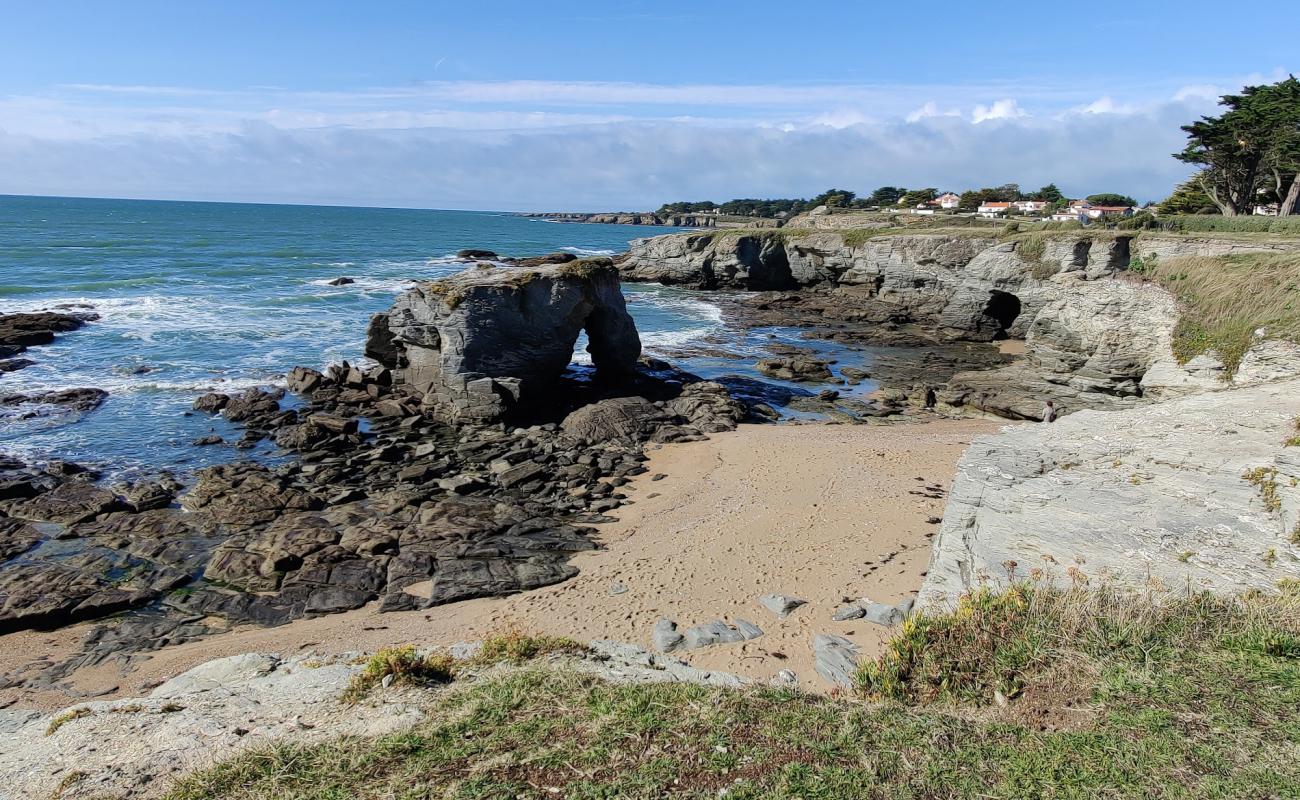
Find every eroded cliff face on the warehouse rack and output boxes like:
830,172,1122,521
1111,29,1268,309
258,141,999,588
620,230,1300,418
918,379,1300,609
620,231,1134,340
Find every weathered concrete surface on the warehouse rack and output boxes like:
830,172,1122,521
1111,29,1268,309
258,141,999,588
366,261,642,422
919,379,1300,609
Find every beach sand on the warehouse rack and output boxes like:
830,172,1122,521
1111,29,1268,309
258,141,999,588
1,418,1007,709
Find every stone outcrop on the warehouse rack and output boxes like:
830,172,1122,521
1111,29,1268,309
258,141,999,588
617,230,1136,340
366,261,642,422
919,379,1300,609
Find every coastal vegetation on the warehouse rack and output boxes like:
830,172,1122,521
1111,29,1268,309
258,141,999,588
1130,251,1300,373
1176,76,1300,216
166,584,1300,799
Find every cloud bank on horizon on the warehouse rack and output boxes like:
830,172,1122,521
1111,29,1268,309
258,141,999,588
0,73,1287,210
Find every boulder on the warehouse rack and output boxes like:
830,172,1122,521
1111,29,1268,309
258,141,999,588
756,357,834,383
812,634,860,687
561,396,664,443
758,593,807,617
366,261,642,422
457,249,499,260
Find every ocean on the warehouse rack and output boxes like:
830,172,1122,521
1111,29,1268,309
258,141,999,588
0,195,869,479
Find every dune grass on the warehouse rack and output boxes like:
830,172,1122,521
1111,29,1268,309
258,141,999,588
1130,251,1300,374
166,585,1300,799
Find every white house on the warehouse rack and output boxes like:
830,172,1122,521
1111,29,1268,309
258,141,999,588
977,201,1012,218
934,192,961,209
1014,200,1048,214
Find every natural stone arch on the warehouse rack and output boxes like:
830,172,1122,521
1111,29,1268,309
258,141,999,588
366,261,642,422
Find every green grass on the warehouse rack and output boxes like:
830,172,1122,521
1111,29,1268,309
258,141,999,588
1159,215,1300,235
1131,251,1300,375
166,586,1300,799
342,634,585,704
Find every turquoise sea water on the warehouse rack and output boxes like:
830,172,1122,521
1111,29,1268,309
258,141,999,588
0,195,871,479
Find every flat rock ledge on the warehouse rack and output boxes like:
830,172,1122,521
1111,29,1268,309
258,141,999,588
920,378,1300,609
0,642,743,799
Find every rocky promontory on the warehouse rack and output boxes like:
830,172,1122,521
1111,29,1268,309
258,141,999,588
617,229,1300,419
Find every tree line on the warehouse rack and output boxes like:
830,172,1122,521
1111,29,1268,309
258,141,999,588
659,76,1300,221
658,185,1136,218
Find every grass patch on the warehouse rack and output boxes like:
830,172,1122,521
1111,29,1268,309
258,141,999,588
1286,417,1300,447
556,257,616,280
1132,251,1300,375
341,635,585,704
168,587,1300,799
1243,466,1283,513
341,646,457,704
45,707,91,736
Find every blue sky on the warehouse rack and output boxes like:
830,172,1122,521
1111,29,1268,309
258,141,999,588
1,1,1295,209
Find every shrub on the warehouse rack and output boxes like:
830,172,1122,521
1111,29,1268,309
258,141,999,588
1158,215,1300,235
341,646,455,704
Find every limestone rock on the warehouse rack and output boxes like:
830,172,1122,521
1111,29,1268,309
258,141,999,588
919,379,1300,610
758,593,807,617
812,634,860,687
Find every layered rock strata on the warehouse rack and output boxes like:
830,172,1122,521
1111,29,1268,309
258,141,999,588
919,379,1300,609
366,261,642,422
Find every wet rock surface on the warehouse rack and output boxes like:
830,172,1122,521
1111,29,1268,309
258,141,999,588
1,265,755,692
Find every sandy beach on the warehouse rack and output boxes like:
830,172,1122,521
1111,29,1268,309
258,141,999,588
2,417,1007,709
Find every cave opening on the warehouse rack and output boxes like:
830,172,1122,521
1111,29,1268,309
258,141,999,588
984,290,1022,337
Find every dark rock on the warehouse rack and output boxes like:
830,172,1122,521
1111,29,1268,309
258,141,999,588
192,393,229,413
285,366,324,395
0,517,42,560
0,311,97,348
6,480,119,524
509,252,577,268
182,463,322,526
367,261,641,422
456,249,500,261
560,397,664,443
0,358,34,373
1,387,108,414
192,434,223,446
221,388,282,422
756,357,834,382
326,277,355,286
117,480,177,512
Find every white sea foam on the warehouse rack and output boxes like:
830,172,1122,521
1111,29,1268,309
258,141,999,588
560,246,616,256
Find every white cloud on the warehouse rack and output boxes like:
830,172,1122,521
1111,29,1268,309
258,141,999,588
971,99,1027,124
1071,96,1140,115
905,102,962,123
0,76,1249,209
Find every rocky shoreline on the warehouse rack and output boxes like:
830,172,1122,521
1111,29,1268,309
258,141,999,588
4,226,1300,715
0,259,755,695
